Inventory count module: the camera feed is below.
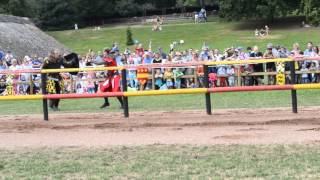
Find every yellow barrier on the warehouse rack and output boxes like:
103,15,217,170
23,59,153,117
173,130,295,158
2,57,320,74
294,84,320,90
0,95,44,100
1,84,320,101
205,58,293,66
124,88,208,97
38,58,294,74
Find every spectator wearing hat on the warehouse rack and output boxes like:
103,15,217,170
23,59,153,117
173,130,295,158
263,43,279,85
235,47,248,60
143,51,153,64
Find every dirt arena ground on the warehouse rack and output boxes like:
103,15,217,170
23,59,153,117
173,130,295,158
1,107,320,148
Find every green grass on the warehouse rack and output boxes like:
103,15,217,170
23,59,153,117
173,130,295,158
1,145,320,179
1,90,320,115
48,20,317,54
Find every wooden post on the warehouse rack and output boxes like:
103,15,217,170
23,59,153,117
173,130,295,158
203,65,212,115
121,69,129,118
151,68,155,90
41,74,48,121
194,67,199,87
263,63,268,85
237,66,241,86
290,61,298,113
29,74,33,94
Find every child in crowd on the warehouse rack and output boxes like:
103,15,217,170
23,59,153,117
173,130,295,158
197,66,204,87
0,77,6,95
189,79,197,88
9,59,21,94
128,69,138,89
209,72,217,87
217,65,227,87
226,65,236,87
163,68,174,89
309,62,317,83
154,69,163,89
174,68,184,89
81,76,89,93
185,67,194,88
87,80,95,94
76,83,83,94
301,64,309,84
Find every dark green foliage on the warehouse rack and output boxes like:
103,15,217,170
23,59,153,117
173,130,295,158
0,0,9,14
218,0,320,26
218,0,300,22
115,0,141,17
301,0,320,26
0,0,203,30
2,0,318,29
36,0,77,30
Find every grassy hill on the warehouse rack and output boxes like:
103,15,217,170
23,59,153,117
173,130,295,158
48,20,318,54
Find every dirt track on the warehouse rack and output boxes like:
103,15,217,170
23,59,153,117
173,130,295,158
1,107,320,148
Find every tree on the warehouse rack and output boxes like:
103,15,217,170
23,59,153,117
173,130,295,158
301,0,320,26
126,27,134,46
72,0,116,26
219,0,300,22
176,0,199,8
0,0,9,14
36,0,77,30
198,0,204,7
115,0,141,17
135,0,177,8
7,0,30,17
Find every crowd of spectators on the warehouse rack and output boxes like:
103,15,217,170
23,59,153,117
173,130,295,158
1,41,320,95
0,51,42,95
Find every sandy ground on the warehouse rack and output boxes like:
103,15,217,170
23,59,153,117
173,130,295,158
0,107,320,148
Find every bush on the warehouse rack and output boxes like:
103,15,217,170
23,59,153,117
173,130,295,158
126,27,134,46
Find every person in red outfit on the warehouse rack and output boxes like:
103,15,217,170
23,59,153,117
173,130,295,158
100,49,124,109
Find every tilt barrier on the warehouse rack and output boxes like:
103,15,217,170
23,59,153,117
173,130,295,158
0,57,319,120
